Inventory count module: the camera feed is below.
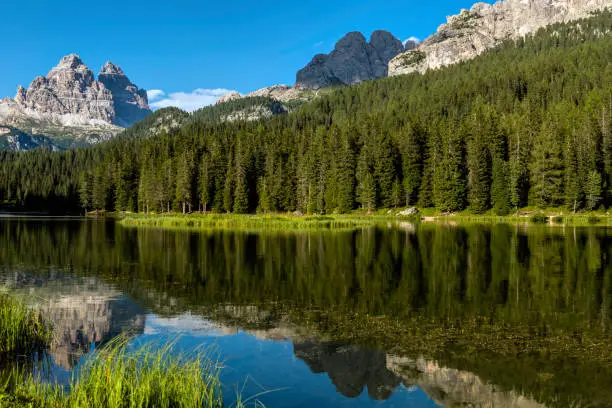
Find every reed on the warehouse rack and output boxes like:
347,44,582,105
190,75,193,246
8,338,224,408
119,213,416,231
0,294,50,354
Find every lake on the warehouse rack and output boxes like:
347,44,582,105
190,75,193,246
1,217,611,407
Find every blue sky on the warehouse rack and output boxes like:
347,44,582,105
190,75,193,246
0,0,476,111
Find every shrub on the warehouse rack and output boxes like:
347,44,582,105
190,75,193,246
588,216,601,224
530,214,549,224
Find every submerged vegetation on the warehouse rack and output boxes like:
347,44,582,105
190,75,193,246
0,294,50,355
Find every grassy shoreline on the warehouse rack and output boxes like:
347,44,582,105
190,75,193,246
0,295,236,408
112,208,612,230
4,339,224,408
117,212,419,230
0,294,50,355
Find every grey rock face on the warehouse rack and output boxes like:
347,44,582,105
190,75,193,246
6,54,151,128
296,30,405,89
98,61,151,127
17,54,115,123
389,0,611,76
216,91,242,104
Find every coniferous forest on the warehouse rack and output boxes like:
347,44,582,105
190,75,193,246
0,13,610,215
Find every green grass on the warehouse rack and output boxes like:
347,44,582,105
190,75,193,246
118,212,419,231
0,294,50,354
115,207,612,231
417,207,612,226
4,338,225,408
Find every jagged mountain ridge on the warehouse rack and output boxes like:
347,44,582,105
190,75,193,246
389,0,611,76
215,31,407,106
0,54,151,150
295,30,408,89
230,0,610,104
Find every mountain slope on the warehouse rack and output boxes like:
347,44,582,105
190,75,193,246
389,0,610,75
0,12,609,215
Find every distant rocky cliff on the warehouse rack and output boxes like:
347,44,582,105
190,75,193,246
98,61,151,127
0,54,151,150
296,30,407,89
389,0,610,76
5,54,151,128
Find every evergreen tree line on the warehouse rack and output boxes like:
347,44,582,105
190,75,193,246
0,12,610,215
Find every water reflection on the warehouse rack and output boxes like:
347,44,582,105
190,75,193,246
1,272,146,369
0,218,611,407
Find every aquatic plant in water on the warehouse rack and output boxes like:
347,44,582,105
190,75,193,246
7,338,224,408
0,294,50,354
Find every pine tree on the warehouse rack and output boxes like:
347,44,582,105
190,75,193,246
358,172,376,213
491,158,510,215
233,157,249,214
467,122,491,213
391,179,403,208
585,170,602,210
373,130,398,208
564,133,582,212
399,124,423,206
92,165,107,210
530,120,564,208
78,171,92,214
336,131,356,213
434,123,466,212
199,157,211,213
175,151,195,213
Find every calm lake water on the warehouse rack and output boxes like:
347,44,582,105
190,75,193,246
1,218,612,407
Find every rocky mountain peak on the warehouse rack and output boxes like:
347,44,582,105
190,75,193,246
295,30,406,89
100,61,125,76
2,54,151,129
53,54,88,71
98,60,150,127
336,31,368,48
370,30,405,56
216,91,242,105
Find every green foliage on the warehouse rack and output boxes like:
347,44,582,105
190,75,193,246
0,294,50,354
585,170,602,210
530,214,548,224
588,216,601,224
6,338,223,408
192,96,286,124
0,13,611,215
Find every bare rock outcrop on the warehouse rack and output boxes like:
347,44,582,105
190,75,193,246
389,0,610,76
216,91,242,104
17,54,115,124
296,30,406,89
1,54,151,131
98,61,150,127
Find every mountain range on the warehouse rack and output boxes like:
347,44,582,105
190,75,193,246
0,54,150,150
0,0,609,151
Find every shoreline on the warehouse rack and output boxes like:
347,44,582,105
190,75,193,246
112,209,612,230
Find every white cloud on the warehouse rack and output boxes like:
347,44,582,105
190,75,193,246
146,89,166,101
148,88,237,112
313,41,324,48
403,36,421,45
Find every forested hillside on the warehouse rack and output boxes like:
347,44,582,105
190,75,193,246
0,12,610,214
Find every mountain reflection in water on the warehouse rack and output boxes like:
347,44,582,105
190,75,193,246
0,218,610,407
